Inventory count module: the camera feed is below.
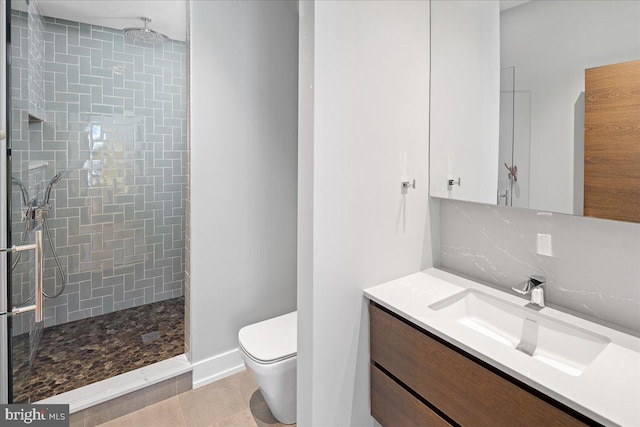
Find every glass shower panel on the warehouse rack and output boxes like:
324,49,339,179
5,0,46,403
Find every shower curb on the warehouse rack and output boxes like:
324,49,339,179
68,371,192,426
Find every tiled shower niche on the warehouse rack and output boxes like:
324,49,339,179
10,10,187,334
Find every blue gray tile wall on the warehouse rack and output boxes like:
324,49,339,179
11,11,187,334
438,199,640,333
27,2,45,119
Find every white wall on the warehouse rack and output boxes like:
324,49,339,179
298,1,433,425
501,0,640,214
189,0,298,385
296,0,314,422
430,0,500,204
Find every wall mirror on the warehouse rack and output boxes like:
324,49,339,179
429,0,640,223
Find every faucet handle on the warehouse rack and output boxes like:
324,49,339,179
529,275,546,287
512,280,532,295
512,285,529,295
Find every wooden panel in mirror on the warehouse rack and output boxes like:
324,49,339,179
584,60,640,223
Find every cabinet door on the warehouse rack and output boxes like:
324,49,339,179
430,0,500,204
370,304,588,427
371,364,451,427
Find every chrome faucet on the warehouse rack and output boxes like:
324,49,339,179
512,275,546,309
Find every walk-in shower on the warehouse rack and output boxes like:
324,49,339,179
2,0,188,404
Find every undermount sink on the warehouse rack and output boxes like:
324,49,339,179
428,289,610,376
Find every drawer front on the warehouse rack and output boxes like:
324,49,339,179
371,364,451,427
370,303,588,427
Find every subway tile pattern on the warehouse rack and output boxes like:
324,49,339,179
10,11,187,334
439,199,640,332
27,1,45,119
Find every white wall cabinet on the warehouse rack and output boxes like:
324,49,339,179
429,0,500,204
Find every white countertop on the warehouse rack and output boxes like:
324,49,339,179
364,268,640,427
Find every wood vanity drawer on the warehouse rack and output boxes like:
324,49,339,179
370,303,590,427
371,364,451,427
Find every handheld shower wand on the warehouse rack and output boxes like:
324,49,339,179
11,176,30,208
11,170,70,302
44,170,69,205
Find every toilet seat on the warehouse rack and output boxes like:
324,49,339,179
239,342,296,365
239,311,297,364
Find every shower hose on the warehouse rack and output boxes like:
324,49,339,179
10,177,67,306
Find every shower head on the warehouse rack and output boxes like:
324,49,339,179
123,17,168,44
11,176,30,207
44,170,70,204
48,170,69,186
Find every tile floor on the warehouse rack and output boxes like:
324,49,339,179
98,370,294,427
13,296,184,402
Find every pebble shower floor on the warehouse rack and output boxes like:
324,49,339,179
12,296,184,403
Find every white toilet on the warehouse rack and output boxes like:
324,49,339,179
238,311,297,425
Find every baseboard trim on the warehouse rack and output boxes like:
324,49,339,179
192,348,246,389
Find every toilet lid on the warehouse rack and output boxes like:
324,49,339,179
238,311,297,364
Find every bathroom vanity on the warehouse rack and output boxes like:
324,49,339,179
365,269,640,427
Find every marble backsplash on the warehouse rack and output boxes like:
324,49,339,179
438,199,640,333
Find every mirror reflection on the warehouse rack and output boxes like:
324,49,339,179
499,0,640,221
430,0,640,223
